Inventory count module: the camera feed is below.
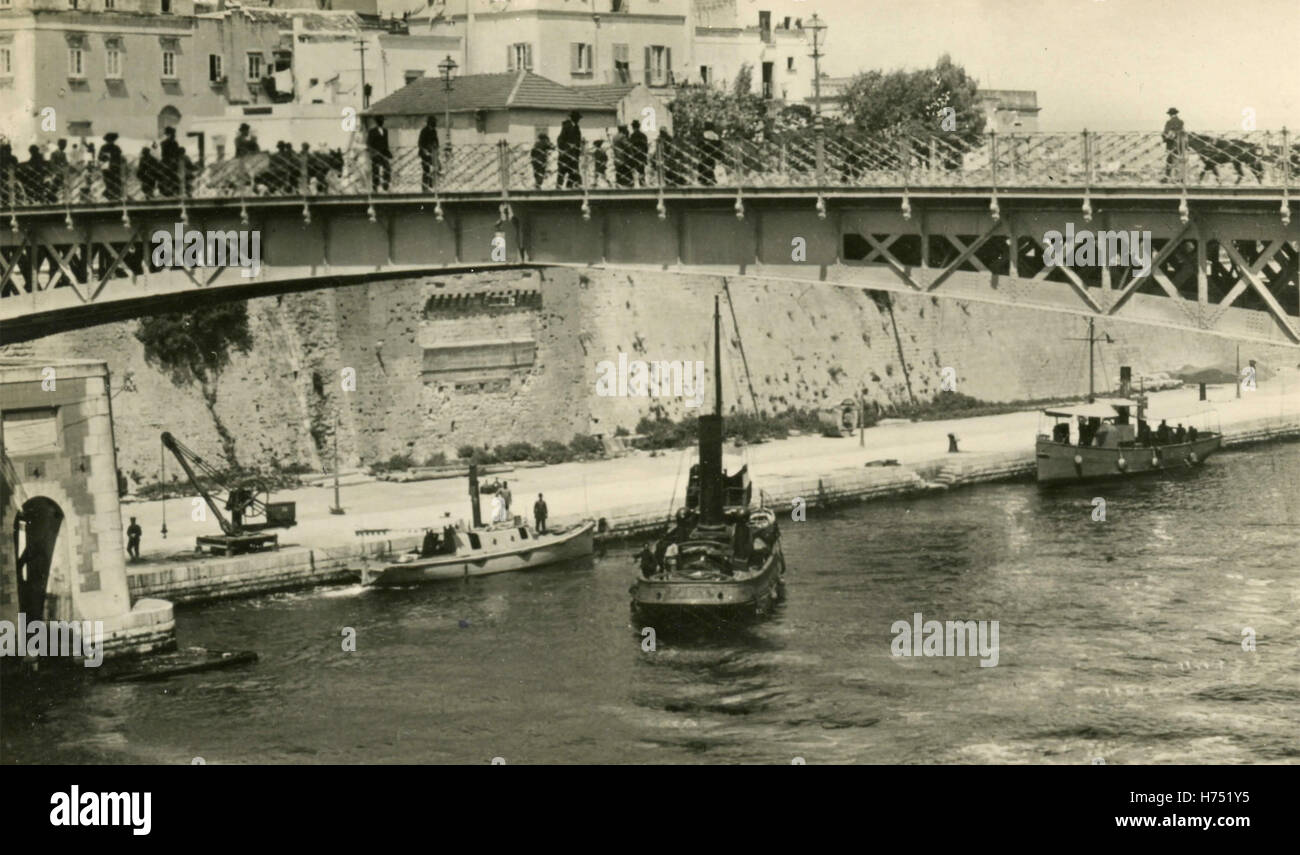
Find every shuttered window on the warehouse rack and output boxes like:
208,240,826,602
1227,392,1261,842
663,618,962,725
613,43,629,83
570,43,592,76
507,43,532,72
645,45,671,86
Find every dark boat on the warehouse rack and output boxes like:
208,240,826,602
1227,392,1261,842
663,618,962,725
629,297,787,625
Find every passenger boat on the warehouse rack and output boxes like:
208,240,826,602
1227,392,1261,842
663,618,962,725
361,466,595,586
1035,397,1221,485
629,297,787,624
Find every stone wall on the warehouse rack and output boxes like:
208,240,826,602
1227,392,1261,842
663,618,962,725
7,269,1294,483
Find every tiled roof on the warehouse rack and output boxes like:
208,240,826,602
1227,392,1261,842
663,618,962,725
571,83,638,107
365,71,615,117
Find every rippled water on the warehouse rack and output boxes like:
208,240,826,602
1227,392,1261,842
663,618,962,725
5,443,1300,764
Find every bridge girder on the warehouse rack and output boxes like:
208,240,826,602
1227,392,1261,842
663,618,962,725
1,193,1297,347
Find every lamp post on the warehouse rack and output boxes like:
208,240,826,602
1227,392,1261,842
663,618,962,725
807,14,827,129
439,55,458,160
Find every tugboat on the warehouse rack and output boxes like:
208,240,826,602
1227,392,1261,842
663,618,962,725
629,297,786,624
361,464,595,586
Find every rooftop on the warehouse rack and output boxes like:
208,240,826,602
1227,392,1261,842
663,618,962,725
365,70,616,117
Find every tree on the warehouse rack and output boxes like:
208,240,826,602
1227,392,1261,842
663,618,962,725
839,54,985,147
668,63,768,143
135,302,254,466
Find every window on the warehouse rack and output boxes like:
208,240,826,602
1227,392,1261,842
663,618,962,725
644,45,671,86
105,0,115,8
68,46,85,78
0,0,11,8
404,69,423,85
699,65,710,85
612,43,629,83
570,42,592,76
610,0,626,11
68,120,92,137
0,46,11,77
786,56,795,72
506,43,532,72
209,54,223,82
162,50,176,79
759,11,772,43
161,0,171,12
106,41,122,79
247,52,263,81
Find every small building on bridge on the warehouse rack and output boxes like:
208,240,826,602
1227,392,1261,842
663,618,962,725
363,69,617,149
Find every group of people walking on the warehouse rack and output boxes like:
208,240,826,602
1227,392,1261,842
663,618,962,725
0,126,198,206
529,112,725,190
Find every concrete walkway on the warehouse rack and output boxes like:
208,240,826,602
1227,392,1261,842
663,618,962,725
121,372,1300,565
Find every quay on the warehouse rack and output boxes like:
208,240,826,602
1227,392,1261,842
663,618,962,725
124,373,1300,605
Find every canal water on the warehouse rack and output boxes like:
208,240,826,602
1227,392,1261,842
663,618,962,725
4,442,1299,765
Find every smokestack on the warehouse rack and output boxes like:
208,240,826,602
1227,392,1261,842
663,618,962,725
468,462,482,529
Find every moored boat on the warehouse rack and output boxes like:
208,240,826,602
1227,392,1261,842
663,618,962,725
629,297,786,624
362,465,595,585
1036,398,1221,485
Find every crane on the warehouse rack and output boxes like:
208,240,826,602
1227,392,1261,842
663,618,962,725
160,432,297,556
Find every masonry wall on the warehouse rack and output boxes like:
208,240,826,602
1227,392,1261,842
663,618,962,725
5,269,1294,485
0,362,132,627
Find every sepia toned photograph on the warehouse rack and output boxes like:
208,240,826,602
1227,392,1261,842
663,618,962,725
0,0,1295,794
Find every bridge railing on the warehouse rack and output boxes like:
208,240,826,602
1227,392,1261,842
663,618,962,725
1,130,1294,212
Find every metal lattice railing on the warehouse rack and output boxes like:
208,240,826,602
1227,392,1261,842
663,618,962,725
1,129,1296,212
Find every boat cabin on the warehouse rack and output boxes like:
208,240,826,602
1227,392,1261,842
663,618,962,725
1041,398,1144,449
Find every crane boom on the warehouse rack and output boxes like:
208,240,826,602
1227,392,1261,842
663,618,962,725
161,432,236,535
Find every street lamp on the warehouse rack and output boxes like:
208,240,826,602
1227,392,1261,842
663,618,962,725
439,55,458,157
806,14,828,128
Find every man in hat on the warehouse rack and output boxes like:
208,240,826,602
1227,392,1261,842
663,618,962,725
418,115,440,192
1162,107,1184,182
629,119,649,186
159,125,182,196
557,110,582,188
367,115,391,191
98,132,124,202
530,129,553,188
235,122,260,158
48,138,68,201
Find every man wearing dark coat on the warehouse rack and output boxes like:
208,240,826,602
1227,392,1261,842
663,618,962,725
159,126,182,196
367,116,391,191
418,116,440,192
556,111,582,188
629,119,649,186
98,132,124,202
530,131,553,188
48,138,68,200
1162,107,1184,182
234,123,260,158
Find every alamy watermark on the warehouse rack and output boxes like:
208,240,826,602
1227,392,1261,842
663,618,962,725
890,612,999,667
595,354,706,408
151,223,262,278
0,613,104,667
1043,224,1152,278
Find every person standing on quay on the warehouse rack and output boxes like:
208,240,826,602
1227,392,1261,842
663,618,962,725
533,494,548,534
126,517,142,561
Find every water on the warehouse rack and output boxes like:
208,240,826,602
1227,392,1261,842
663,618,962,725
5,443,1300,765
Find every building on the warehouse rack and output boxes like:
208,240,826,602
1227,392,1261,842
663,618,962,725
573,81,671,133
977,89,1040,132
364,68,616,147
0,0,249,153
412,0,691,91
1,359,174,662
691,0,809,104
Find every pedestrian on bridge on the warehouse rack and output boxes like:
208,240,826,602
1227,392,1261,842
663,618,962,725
531,130,553,189
1162,108,1185,182
160,126,182,197
557,111,583,189
22,145,48,204
0,139,16,208
48,138,68,201
418,116,440,192
591,139,609,186
612,125,632,187
630,119,649,186
234,123,260,158
98,133,124,202
367,116,392,192
698,122,722,186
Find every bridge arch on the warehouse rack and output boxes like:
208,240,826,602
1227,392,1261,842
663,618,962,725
13,496,65,621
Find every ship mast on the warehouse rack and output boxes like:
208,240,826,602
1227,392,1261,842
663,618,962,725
697,297,726,530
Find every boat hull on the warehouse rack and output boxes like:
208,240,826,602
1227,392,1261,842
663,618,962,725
630,547,786,624
1036,435,1221,485
363,521,595,586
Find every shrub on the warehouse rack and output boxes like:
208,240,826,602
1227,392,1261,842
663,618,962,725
568,433,604,457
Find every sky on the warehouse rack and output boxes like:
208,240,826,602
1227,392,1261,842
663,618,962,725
757,0,1300,132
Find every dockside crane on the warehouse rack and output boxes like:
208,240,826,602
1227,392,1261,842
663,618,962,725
160,432,297,556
